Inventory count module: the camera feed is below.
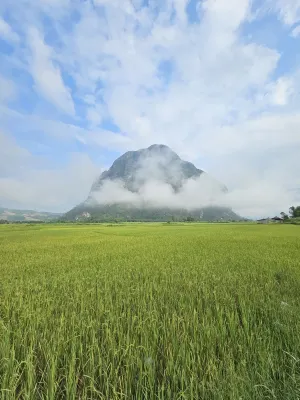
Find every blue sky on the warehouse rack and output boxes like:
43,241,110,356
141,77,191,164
0,0,300,216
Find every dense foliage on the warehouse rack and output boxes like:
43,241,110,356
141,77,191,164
63,204,241,222
280,205,300,224
289,206,300,218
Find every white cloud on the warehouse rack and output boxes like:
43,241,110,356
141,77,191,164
291,25,300,37
272,0,300,25
90,174,300,218
223,184,299,218
28,27,75,115
86,107,103,127
0,130,100,211
202,0,250,33
1,0,300,217
0,106,82,141
40,0,70,6
40,0,270,158
89,147,227,210
269,77,294,105
0,75,16,104
0,130,31,177
87,140,300,218
87,130,133,151
196,113,300,160
91,175,223,209
172,0,189,24
0,17,19,42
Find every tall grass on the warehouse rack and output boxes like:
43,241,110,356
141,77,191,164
0,223,300,399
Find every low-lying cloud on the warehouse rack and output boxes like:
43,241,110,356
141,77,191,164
87,147,300,219
90,173,224,209
89,176,300,218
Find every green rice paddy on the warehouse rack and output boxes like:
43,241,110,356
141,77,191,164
0,223,300,399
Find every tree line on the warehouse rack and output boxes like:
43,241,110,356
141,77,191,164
280,206,300,221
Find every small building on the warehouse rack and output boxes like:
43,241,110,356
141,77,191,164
271,216,284,223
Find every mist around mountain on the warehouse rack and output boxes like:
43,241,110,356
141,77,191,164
0,208,62,222
64,145,242,222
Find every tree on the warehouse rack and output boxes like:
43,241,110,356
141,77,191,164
280,212,289,221
289,206,295,217
186,216,195,222
289,206,300,218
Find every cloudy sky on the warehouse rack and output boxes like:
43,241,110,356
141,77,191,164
0,0,299,217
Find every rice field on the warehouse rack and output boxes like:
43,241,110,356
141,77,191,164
0,223,300,399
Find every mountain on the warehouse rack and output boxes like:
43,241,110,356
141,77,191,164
89,144,207,194
64,144,241,222
0,208,62,222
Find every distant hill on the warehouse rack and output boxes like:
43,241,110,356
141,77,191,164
64,144,242,222
0,208,62,222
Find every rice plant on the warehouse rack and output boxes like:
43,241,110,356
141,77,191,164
0,223,300,399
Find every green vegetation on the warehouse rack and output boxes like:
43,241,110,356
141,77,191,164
63,204,242,223
0,223,300,399
289,206,300,218
280,205,300,225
